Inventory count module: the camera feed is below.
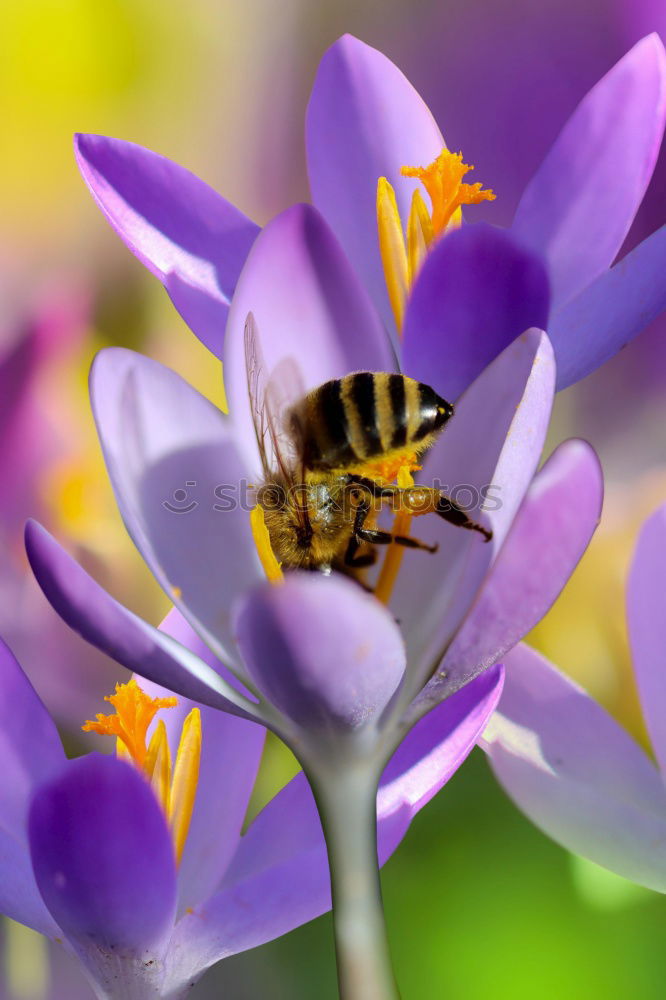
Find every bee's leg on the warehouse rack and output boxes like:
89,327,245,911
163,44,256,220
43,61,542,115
344,474,396,500
434,493,492,542
347,476,490,541
343,534,378,569
346,477,439,553
386,484,491,542
346,496,375,567
356,526,438,553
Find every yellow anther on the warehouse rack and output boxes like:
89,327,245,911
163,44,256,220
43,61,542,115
82,679,177,769
169,708,202,865
250,505,284,583
406,188,434,285
401,149,495,237
377,176,409,332
83,680,201,865
374,464,417,605
145,719,172,815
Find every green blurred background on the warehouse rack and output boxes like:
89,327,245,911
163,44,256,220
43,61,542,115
2,0,666,996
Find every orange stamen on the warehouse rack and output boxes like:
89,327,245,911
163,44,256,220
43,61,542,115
401,149,495,237
83,680,200,864
377,147,495,335
82,679,177,768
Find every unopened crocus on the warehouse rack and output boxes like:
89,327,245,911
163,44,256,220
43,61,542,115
0,599,503,1000
74,33,666,395
483,503,666,893
25,240,603,996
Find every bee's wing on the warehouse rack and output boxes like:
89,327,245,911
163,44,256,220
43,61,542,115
244,312,306,485
244,312,273,480
264,356,308,487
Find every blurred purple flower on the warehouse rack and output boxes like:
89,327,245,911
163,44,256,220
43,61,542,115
74,34,665,394
0,605,502,999
0,288,87,531
483,503,666,892
0,288,115,726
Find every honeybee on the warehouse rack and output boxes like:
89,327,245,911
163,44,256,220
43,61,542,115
245,314,491,576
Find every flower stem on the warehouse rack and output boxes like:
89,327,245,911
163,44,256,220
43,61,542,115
309,762,400,1000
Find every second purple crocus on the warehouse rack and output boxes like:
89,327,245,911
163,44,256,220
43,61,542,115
0,603,501,999
483,503,666,894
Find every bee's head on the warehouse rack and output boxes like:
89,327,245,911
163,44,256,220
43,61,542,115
258,484,314,562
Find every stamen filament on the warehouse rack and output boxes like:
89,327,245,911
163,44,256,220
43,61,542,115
169,708,202,865
375,466,416,605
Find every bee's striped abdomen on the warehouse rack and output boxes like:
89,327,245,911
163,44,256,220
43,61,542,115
295,372,453,470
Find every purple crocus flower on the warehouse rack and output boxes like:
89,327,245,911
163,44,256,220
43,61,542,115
0,601,502,1000
483,503,666,893
25,196,603,993
73,33,666,394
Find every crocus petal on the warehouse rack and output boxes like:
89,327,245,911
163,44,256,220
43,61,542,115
234,573,405,731
141,610,266,912
306,34,444,339
512,35,666,309
74,134,259,356
29,754,177,951
484,644,666,892
0,637,64,838
414,439,603,709
549,225,666,389
402,224,550,401
165,803,407,994
392,330,556,686
25,522,255,719
627,504,666,776
164,666,502,986
90,347,262,668
224,203,394,471
228,665,502,884
379,664,504,815
0,829,60,937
